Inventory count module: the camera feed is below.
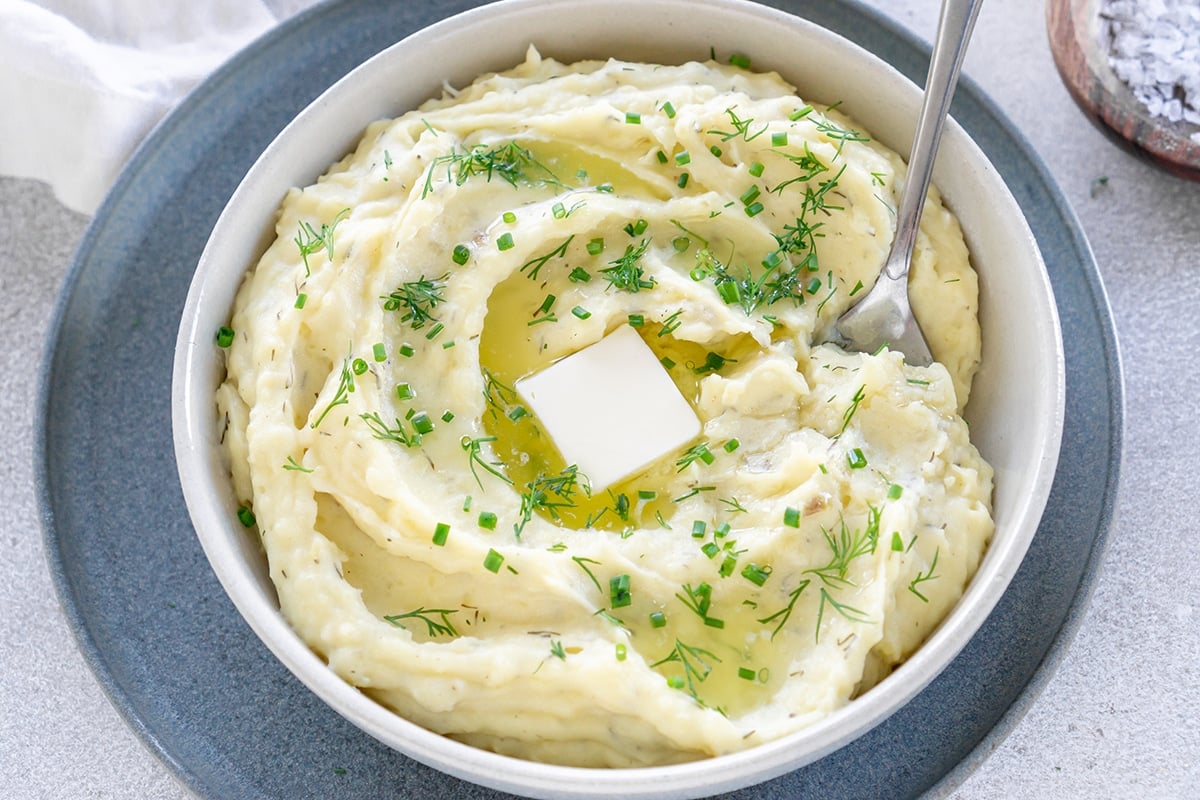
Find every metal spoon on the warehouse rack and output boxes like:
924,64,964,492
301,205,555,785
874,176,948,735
823,0,984,366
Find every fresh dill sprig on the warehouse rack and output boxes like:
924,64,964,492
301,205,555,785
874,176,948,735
599,239,655,292
311,349,355,429
571,556,604,593
294,208,350,277
706,107,768,142
804,506,882,589
908,547,941,602
813,588,871,640
675,582,714,620
520,235,575,280
515,465,586,537
384,607,458,637
361,412,423,448
421,141,560,198
382,273,449,331
481,368,519,419
840,384,867,434
757,579,812,639
282,455,313,473
651,639,721,704
460,435,513,488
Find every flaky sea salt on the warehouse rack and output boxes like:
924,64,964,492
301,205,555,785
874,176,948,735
1100,0,1200,142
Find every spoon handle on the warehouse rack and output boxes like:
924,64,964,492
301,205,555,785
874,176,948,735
885,0,985,281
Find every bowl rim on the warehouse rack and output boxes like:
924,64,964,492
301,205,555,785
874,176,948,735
172,0,1066,796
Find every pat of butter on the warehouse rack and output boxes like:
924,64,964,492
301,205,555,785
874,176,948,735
515,325,701,492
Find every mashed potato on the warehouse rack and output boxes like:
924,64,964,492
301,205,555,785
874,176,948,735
217,49,993,767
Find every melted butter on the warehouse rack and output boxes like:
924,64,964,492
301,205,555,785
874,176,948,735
528,141,669,201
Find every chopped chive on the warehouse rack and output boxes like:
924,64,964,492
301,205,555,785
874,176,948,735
638,490,657,500
395,382,414,401
744,201,765,217
783,506,801,528
483,548,504,572
462,495,472,512
692,520,707,538
660,356,676,369
741,563,771,587
649,610,667,628
847,448,868,469
717,281,742,304
677,173,689,188
625,111,641,124
723,438,740,453
656,150,669,164
442,340,456,349
502,211,517,224
661,101,677,118
789,105,814,121
432,522,450,546
748,161,765,177
507,405,529,421
690,266,708,281
888,483,903,499
623,218,648,236
586,237,605,256
571,306,591,320
627,313,644,327
701,542,720,558
616,643,627,661
352,358,369,375
713,522,731,538
806,277,822,294
452,244,470,265
771,131,788,147
412,412,434,435
399,343,415,358
891,531,905,551
738,666,757,681
294,293,308,309
537,293,556,315
424,322,445,340
569,266,592,283
372,342,387,362
675,151,691,166
596,183,614,193
672,236,690,252
552,201,567,218
610,574,632,608
703,616,726,629
729,53,752,69
441,410,455,423
478,511,498,530
216,326,235,348
667,675,685,689
740,185,761,206
710,144,723,157
236,505,255,528
496,232,515,251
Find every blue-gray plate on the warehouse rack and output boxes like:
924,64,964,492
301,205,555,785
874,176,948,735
35,0,1123,797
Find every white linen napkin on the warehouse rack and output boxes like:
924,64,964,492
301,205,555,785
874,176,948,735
0,0,315,215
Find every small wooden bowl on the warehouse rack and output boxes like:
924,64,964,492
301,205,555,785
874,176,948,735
1047,0,1200,181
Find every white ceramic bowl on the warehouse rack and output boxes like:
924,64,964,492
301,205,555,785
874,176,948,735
173,0,1065,797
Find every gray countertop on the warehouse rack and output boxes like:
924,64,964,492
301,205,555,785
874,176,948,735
3,0,1197,797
